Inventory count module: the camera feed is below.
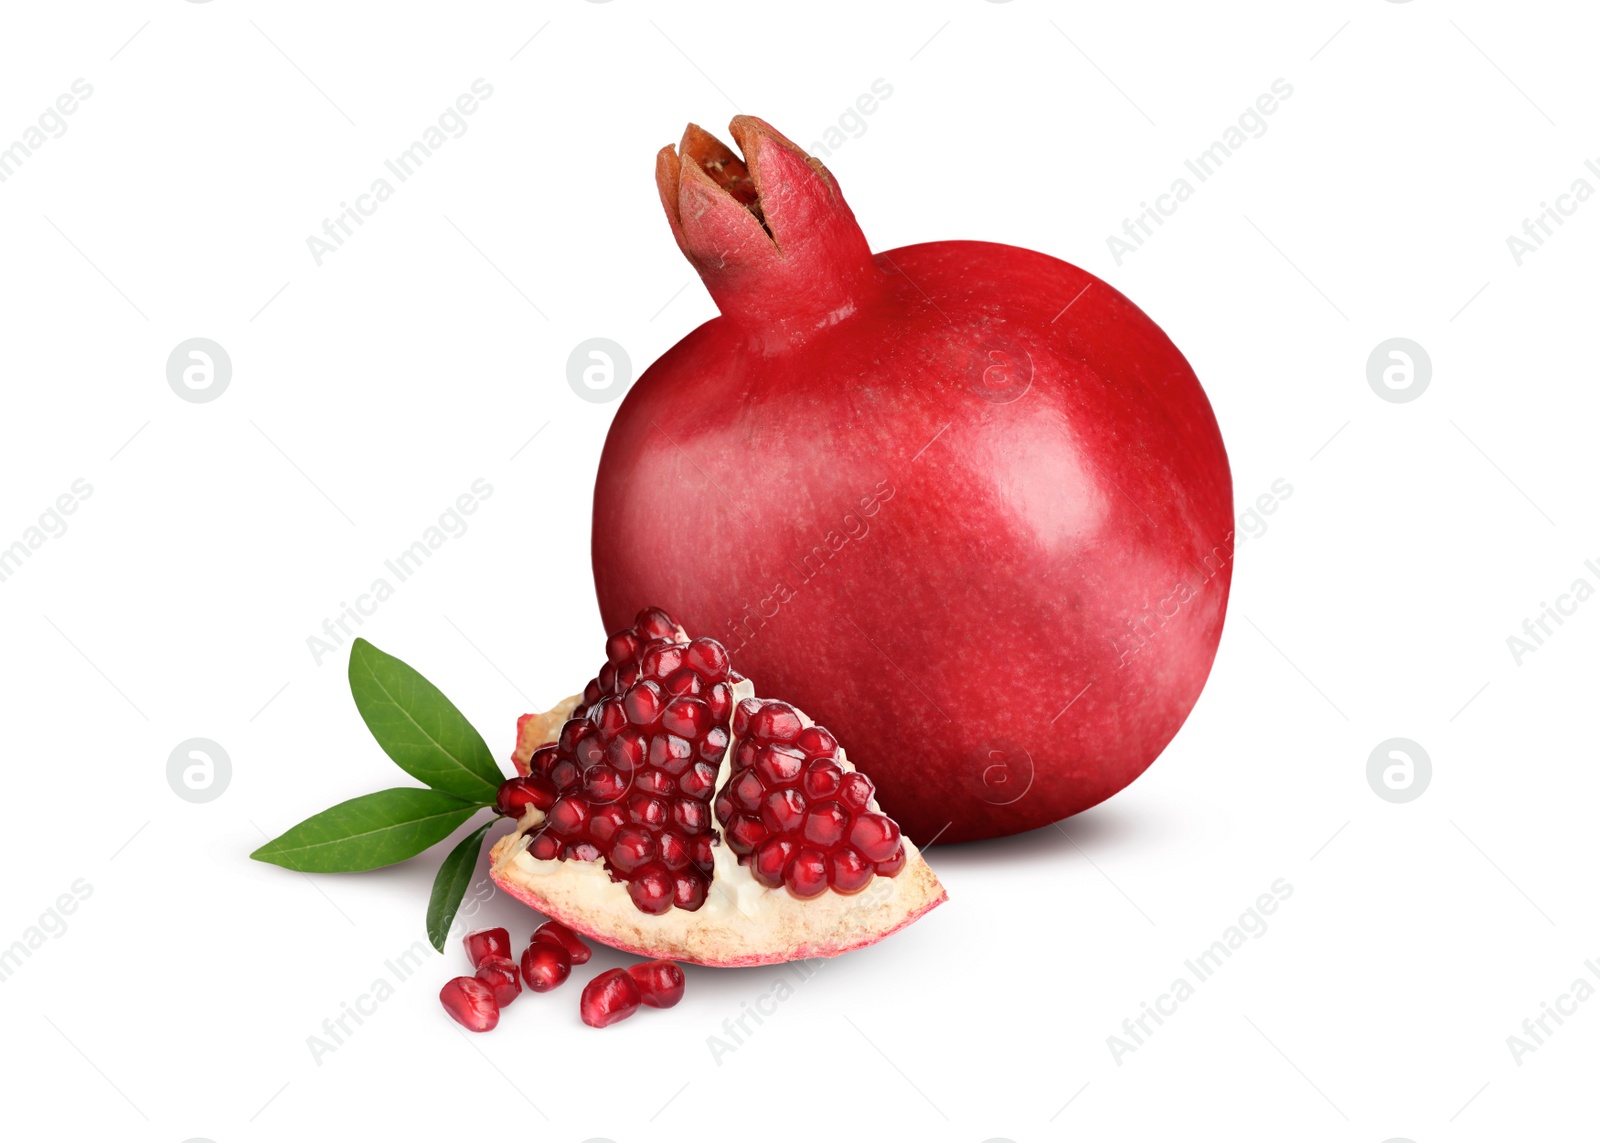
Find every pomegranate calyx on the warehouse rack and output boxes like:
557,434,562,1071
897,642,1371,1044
657,116,885,338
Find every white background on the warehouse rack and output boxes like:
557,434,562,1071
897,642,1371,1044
1,1,1595,1140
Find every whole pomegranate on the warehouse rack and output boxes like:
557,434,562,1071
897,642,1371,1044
592,117,1232,843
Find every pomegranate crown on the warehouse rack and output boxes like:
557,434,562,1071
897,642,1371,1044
656,116,883,334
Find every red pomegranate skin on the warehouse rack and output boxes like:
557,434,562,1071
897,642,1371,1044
593,117,1232,844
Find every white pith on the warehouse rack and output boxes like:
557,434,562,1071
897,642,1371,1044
491,680,946,967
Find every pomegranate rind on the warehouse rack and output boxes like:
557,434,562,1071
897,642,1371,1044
490,694,946,968
512,696,583,776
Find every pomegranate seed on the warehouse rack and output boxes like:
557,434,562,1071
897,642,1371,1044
595,696,628,736
849,813,902,862
527,830,561,860
598,661,617,691
698,726,729,762
531,743,560,773
754,744,805,784
828,848,874,893
682,761,718,797
795,725,838,758
674,871,708,910
463,927,512,968
785,849,829,897
610,826,655,873
635,607,678,641
520,939,572,992
724,813,765,855
662,666,703,697
874,846,907,877
475,955,522,1007
581,968,643,1027
546,797,589,835
684,638,729,680
838,771,874,812
606,630,641,666
751,836,796,888
735,739,761,768
627,865,674,914
673,798,708,833
628,960,686,1008
608,729,648,773
730,769,765,811
659,830,690,869
589,804,627,843
532,920,591,965
750,701,803,741
624,681,665,726
649,733,693,770
732,697,762,737
760,788,806,833
582,764,627,802
691,834,715,869
548,757,581,791
440,976,499,1032
706,683,734,724
801,803,849,848
802,758,844,800
635,768,674,796
641,642,686,679
661,697,710,739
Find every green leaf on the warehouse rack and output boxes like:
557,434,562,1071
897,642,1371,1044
347,638,504,804
250,788,483,872
426,821,495,952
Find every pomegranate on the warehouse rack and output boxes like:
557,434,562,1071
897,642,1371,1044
627,961,686,1009
519,940,572,992
591,118,1233,842
474,956,522,1007
530,920,592,966
490,609,944,966
462,927,513,968
439,976,499,1032
580,968,642,1028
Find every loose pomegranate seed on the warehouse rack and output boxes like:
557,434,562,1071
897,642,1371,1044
627,960,686,1008
463,927,512,968
475,955,522,1007
440,976,499,1032
531,920,591,965
581,968,643,1028
520,940,572,992
495,774,557,818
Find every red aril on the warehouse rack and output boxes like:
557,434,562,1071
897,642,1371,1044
581,968,642,1028
474,956,521,1007
627,961,685,1009
440,976,499,1032
462,927,512,968
591,118,1232,843
531,920,591,966
519,940,572,992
